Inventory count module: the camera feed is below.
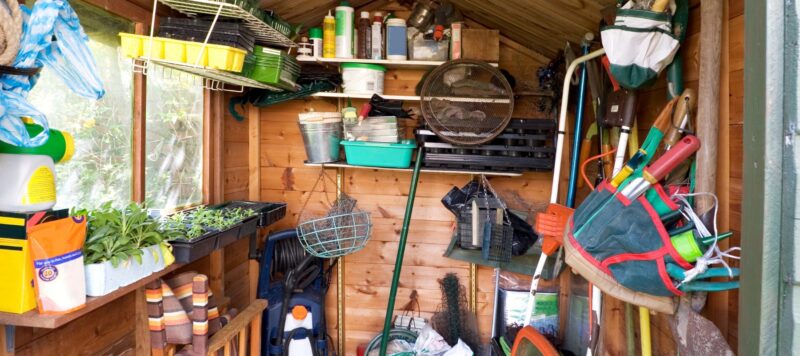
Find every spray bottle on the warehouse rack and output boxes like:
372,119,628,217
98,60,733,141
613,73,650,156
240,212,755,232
323,11,336,58
335,1,354,58
0,119,74,212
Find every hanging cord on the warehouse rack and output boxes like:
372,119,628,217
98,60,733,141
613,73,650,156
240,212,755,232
296,168,339,224
478,174,510,224
671,192,741,285
0,0,22,66
581,148,617,190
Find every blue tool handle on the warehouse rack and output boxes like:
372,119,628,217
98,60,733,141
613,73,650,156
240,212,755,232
679,280,740,292
566,42,592,208
667,263,740,281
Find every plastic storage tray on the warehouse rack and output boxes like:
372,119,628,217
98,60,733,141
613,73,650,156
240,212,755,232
215,201,287,227
119,33,247,72
341,140,416,168
159,18,256,52
416,119,557,172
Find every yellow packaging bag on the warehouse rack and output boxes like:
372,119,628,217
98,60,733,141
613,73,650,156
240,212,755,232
29,216,87,314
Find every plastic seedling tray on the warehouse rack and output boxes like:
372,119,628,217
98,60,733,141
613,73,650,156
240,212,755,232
214,223,243,249
238,215,259,238
212,201,287,227
171,233,219,264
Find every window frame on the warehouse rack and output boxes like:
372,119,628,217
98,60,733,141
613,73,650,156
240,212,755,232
75,0,216,207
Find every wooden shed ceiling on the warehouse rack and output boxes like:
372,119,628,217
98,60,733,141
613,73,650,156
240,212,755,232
259,0,616,58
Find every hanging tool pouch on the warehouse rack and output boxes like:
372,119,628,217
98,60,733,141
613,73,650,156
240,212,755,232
564,181,693,314
600,6,679,89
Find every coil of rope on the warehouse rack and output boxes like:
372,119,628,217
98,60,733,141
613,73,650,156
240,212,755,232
0,0,23,66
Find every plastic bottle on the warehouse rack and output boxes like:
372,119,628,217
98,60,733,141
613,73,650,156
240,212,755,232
356,11,372,59
309,27,323,58
0,154,57,212
371,12,383,59
386,18,407,60
323,11,336,58
0,122,74,163
334,1,354,58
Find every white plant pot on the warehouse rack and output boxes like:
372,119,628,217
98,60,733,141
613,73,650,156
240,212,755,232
85,245,166,297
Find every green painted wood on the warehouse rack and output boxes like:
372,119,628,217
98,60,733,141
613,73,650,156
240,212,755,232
741,0,786,354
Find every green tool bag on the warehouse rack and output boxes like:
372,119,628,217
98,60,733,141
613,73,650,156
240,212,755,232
600,3,680,89
564,181,693,314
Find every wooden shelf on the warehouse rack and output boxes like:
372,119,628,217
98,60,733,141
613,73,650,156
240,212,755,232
298,57,445,69
157,0,295,48
0,264,181,329
305,161,523,177
297,57,499,69
310,91,511,103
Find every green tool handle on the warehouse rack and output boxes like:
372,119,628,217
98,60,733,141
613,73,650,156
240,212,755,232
379,148,424,356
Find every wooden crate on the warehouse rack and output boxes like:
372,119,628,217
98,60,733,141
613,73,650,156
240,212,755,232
461,29,500,62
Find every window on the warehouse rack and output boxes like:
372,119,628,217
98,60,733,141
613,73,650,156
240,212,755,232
27,1,205,210
27,2,133,209
144,73,204,209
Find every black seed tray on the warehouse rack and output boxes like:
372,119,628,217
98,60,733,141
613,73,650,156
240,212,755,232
171,233,219,264
416,119,557,173
213,201,287,228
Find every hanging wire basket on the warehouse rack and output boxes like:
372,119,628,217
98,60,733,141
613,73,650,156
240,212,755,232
296,171,372,258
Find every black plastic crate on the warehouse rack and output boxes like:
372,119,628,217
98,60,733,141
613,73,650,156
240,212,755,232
159,18,255,52
416,119,557,173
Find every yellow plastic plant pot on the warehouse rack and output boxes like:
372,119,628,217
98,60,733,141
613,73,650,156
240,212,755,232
118,32,142,58
207,44,247,72
162,38,187,63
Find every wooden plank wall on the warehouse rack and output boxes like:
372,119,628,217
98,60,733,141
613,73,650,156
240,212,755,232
221,3,554,355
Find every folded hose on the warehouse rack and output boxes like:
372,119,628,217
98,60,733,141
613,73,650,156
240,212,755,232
0,0,22,66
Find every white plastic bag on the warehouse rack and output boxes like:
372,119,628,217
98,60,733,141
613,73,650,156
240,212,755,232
413,326,452,356
442,339,473,356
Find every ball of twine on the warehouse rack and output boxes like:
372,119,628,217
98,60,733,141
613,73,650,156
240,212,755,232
0,0,23,66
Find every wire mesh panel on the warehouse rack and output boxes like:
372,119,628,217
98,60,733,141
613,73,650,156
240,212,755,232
420,59,514,146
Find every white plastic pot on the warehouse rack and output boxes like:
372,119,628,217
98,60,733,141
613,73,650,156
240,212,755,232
84,245,167,297
341,62,386,95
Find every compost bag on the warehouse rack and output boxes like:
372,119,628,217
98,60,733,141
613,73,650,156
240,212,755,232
441,180,537,256
563,181,691,314
29,214,87,314
600,1,680,89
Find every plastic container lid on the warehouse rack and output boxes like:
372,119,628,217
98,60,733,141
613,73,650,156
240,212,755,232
361,11,370,18
341,62,387,71
309,27,322,39
339,1,351,6
386,18,406,26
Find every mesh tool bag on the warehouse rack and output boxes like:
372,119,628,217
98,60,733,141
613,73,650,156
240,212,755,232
564,181,693,314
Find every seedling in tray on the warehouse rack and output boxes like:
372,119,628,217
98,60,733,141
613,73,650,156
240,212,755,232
166,206,256,241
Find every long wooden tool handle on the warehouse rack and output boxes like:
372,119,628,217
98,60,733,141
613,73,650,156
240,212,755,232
646,135,701,182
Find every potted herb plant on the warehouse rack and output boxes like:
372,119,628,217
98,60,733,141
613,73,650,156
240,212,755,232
82,202,178,296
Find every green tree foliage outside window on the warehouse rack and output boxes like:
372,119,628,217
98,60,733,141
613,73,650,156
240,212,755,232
145,72,204,209
28,2,133,210
28,1,204,210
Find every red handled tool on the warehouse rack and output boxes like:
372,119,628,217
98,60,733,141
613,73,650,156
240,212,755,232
619,135,701,200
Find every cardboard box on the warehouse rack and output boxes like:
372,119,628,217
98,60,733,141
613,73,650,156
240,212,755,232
461,29,500,62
